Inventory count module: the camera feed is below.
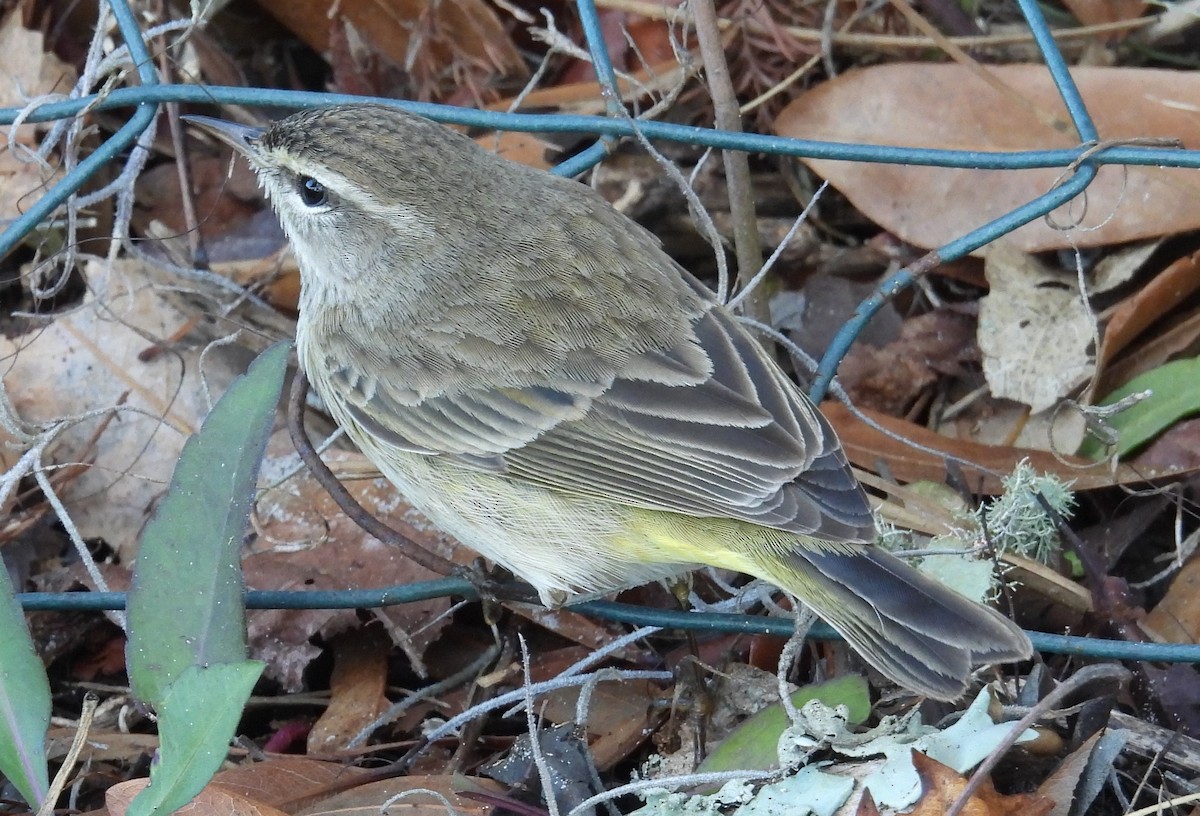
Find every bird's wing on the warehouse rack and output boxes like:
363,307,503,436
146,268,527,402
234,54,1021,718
506,304,872,540
317,298,873,543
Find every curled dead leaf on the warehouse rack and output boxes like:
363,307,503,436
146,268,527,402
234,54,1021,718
777,64,1200,252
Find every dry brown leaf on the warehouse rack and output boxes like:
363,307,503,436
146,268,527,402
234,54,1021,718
1036,730,1103,816
822,401,1192,492
0,10,74,95
513,605,650,662
558,7,676,83
777,64,1200,252
587,697,664,771
1089,238,1159,294
307,626,392,754
1133,417,1200,472
934,396,1087,459
856,789,881,816
1002,551,1092,613
1094,248,1200,396
839,309,975,415
509,643,661,769
209,756,367,808
109,759,457,816
1061,0,1147,29
486,56,692,115
135,156,263,241
979,241,1094,413
1099,306,1200,395
1143,549,1200,644
256,0,524,102
297,774,501,816
540,678,660,769
106,778,289,816
249,445,475,690
907,751,1055,816
0,258,261,560
860,472,961,537
1099,248,1200,360
210,247,301,313
474,130,557,171
47,727,160,763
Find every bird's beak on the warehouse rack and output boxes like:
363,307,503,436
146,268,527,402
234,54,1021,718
181,115,264,158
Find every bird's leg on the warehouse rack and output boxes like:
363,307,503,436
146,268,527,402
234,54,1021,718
668,575,712,764
452,559,542,607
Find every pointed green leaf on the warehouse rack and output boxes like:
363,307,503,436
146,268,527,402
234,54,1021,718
1079,357,1200,459
126,342,290,705
0,564,50,807
698,675,870,774
126,661,264,816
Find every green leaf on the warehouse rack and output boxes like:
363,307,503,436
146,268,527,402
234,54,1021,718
1079,357,1200,460
697,675,870,774
126,341,290,705
126,661,264,816
0,564,50,808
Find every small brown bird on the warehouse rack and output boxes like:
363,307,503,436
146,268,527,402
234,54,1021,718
188,104,1031,699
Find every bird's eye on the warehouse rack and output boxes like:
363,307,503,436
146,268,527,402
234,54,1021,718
297,176,328,208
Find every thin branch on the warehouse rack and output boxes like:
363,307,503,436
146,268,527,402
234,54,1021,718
286,371,461,577
691,0,767,324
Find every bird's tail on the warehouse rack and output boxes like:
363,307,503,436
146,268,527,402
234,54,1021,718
758,546,1032,700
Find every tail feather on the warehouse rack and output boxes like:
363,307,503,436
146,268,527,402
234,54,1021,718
829,614,975,698
761,546,1031,700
